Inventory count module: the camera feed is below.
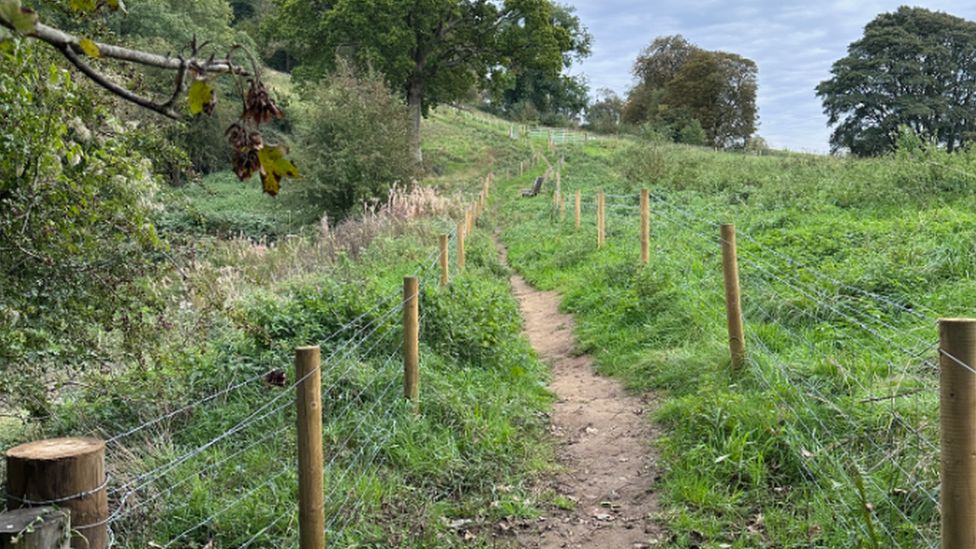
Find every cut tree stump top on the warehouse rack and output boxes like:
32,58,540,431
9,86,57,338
6,438,104,461
0,507,67,533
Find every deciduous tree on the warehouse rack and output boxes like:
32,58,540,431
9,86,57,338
487,4,591,125
586,88,623,134
274,0,574,162
623,35,757,148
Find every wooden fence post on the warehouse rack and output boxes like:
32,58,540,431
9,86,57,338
720,224,745,369
597,191,606,248
575,190,581,229
519,161,524,176
559,195,566,222
403,276,420,406
457,222,465,272
6,438,108,549
640,188,650,265
940,318,976,549
439,235,449,287
295,346,324,549
556,168,562,209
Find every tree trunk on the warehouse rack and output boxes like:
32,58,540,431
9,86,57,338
407,80,423,165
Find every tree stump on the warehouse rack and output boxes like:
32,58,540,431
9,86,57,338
6,438,107,549
0,507,70,548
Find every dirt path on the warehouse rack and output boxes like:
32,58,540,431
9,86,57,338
499,245,663,548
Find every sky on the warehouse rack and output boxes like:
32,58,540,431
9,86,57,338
563,1,976,153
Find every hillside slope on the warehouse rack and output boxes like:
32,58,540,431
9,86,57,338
494,125,976,546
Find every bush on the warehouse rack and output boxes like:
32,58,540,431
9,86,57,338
676,118,708,145
296,62,418,218
0,41,163,415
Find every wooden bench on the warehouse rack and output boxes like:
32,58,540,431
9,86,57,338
521,176,545,197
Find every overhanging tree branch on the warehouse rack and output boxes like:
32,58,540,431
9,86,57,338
20,20,247,74
56,42,183,119
0,18,248,120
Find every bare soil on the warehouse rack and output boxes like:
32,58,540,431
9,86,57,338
500,246,663,548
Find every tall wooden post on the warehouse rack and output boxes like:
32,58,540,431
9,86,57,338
559,195,566,222
597,191,606,248
439,235,449,287
720,224,745,369
457,223,465,272
940,318,976,549
295,346,325,549
640,189,650,265
575,190,581,229
6,438,108,549
403,276,420,405
519,161,524,176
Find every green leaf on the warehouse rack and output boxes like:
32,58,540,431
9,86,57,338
187,79,214,115
68,0,97,13
78,38,100,58
257,145,300,196
0,0,38,34
105,0,127,13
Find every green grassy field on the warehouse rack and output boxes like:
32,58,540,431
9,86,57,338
17,105,976,547
496,133,976,547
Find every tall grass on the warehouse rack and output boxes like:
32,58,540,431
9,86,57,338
498,136,976,546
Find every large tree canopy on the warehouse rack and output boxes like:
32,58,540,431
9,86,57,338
816,7,976,156
273,0,576,162
623,35,757,148
486,4,591,125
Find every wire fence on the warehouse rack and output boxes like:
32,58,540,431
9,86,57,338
1,166,494,548
542,181,953,547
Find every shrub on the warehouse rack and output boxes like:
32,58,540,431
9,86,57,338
676,118,708,146
0,41,163,415
297,61,418,218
